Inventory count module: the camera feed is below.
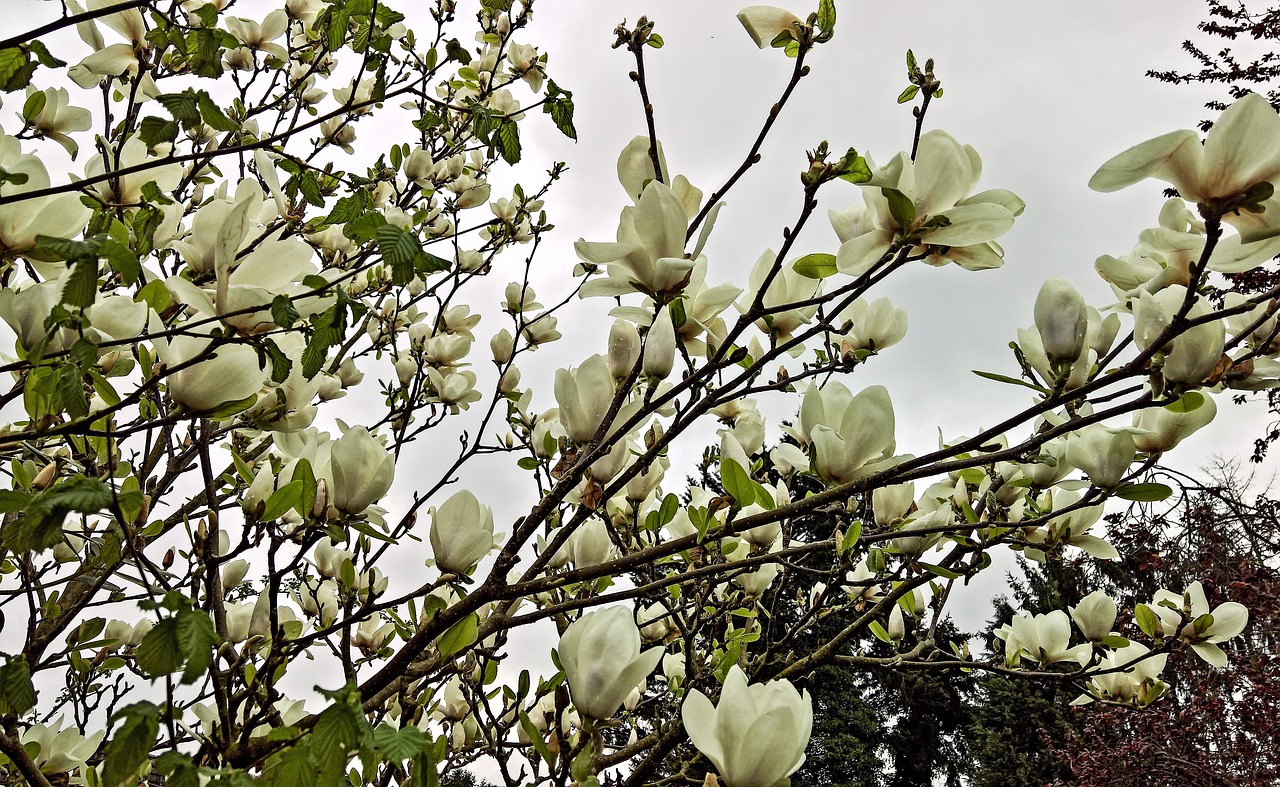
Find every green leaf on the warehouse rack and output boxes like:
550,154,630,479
21,89,46,121
0,656,36,716
2,475,114,553
1115,483,1173,502
720,458,754,507
0,47,38,92
1164,391,1204,413
496,118,521,164
882,188,916,228
136,618,183,678
342,210,388,242
271,295,301,330
792,252,838,279
100,238,141,285
646,33,664,48
906,49,919,76
263,745,318,787
175,610,219,684
373,723,428,761
972,369,1050,393
0,490,30,513
326,192,371,224
658,494,679,527
1134,603,1160,637
102,703,159,787
63,258,99,308
156,90,202,125
139,116,179,147
262,480,305,521
519,712,555,767
838,520,862,555
869,620,891,643
897,84,920,104
917,562,963,580
136,279,172,313
292,458,317,519
197,89,239,131
0,166,29,187
374,224,422,284
311,697,363,785
816,0,836,38
437,613,479,657
517,457,539,470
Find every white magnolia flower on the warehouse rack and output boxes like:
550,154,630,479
681,664,812,787
1149,581,1249,667
1004,610,1092,666
21,717,105,780
1070,590,1119,643
558,606,662,719
1090,92,1280,241
834,130,1023,275
576,180,695,298
1132,285,1225,386
1082,642,1167,706
429,489,496,575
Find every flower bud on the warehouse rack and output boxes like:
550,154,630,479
558,607,662,720
608,320,641,380
429,489,496,575
329,427,395,514
642,307,677,380
1034,278,1088,363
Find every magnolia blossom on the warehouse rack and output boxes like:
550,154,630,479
329,427,395,514
555,354,638,444
802,384,896,484
1082,642,1168,706
25,87,92,157
1002,610,1091,666
158,335,267,413
681,664,812,787
739,248,821,344
1034,278,1088,363
558,606,662,719
1132,394,1217,453
642,306,677,380
736,6,804,48
836,297,908,352
0,135,91,259
21,717,105,780
1132,285,1226,386
1149,581,1249,667
833,130,1023,275
83,136,182,206
67,0,151,88
1065,423,1138,489
576,180,695,298
1070,590,1119,642
429,489,496,575
1090,93,1280,241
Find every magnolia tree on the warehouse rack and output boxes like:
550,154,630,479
0,1,1271,785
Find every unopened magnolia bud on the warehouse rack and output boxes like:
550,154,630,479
32,462,57,490
312,478,329,519
608,320,641,380
642,308,677,381
490,329,515,364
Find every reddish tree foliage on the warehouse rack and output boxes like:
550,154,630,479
1051,470,1280,786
